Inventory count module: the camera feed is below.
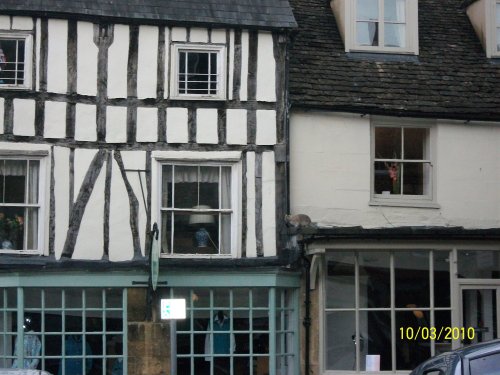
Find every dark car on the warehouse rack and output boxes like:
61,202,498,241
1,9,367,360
410,339,500,375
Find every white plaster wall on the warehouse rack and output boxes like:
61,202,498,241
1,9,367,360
226,109,247,145
121,151,147,256
240,31,249,101
13,99,36,136
262,151,276,256
137,26,158,99
190,28,208,43
106,106,127,143
36,19,41,91
11,17,33,30
0,98,4,134
166,107,188,143
290,111,500,229
256,32,276,102
53,146,70,259
77,22,98,96
108,156,134,261
47,19,68,94
0,16,9,29
75,104,96,141
246,152,257,257
171,27,187,42
107,24,129,99
212,29,226,43
136,107,158,142
73,149,104,259
44,101,66,138
196,108,218,144
256,110,277,145
228,30,235,101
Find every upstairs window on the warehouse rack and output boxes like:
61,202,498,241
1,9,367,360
159,163,236,256
0,34,32,89
0,157,45,254
170,44,226,100
372,122,435,206
350,0,418,54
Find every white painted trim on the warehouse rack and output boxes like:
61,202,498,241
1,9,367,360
169,43,227,100
0,32,33,90
490,0,500,57
152,150,241,161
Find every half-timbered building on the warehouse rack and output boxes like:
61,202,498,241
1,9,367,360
0,1,299,374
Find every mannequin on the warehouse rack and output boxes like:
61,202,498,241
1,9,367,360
11,316,42,369
204,311,235,375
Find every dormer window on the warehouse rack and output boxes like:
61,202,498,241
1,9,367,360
330,0,419,54
496,1,500,53
465,0,500,58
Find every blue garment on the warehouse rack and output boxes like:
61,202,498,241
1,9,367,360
12,332,42,369
204,315,235,361
58,335,93,375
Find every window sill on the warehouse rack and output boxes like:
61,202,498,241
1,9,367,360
169,94,226,101
160,253,234,259
369,199,440,209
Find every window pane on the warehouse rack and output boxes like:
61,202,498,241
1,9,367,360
0,206,25,250
176,211,219,254
458,250,500,278
404,128,429,160
199,166,220,209
402,162,424,195
395,251,430,308
357,0,379,20
434,310,452,352
161,165,172,208
470,352,500,374
396,310,430,369
326,252,355,309
497,27,500,52
363,311,392,371
28,160,39,204
375,127,401,159
325,311,355,370
385,23,406,47
27,207,38,250
434,252,451,308
497,3,500,26
2,160,27,203
385,0,405,22
187,52,209,94
374,161,401,195
220,213,231,254
357,22,379,46
359,252,390,308
220,166,231,209
174,165,199,208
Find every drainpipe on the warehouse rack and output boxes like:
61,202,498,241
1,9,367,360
301,241,311,375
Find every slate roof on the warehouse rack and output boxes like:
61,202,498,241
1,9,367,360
289,0,500,121
0,0,297,29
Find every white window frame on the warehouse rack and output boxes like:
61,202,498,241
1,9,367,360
151,151,241,258
490,0,500,57
169,43,227,100
346,0,419,54
370,118,437,208
0,33,33,90
0,152,47,255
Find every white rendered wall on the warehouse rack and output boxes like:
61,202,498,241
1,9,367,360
137,26,158,99
262,151,276,256
290,111,500,229
72,149,104,259
246,152,257,257
77,22,98,96
13,99,36,136
256,32,276,102
47,19,68,94
107,24,129,98
196,108,218,144
53,147,70,259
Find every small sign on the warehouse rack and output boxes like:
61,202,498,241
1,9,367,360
161,299,186,320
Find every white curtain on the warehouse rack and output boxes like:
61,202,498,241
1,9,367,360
220,167,231,254
384,0,406,47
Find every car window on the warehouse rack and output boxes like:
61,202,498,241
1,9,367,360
470,351,500,375
424,370,444,375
